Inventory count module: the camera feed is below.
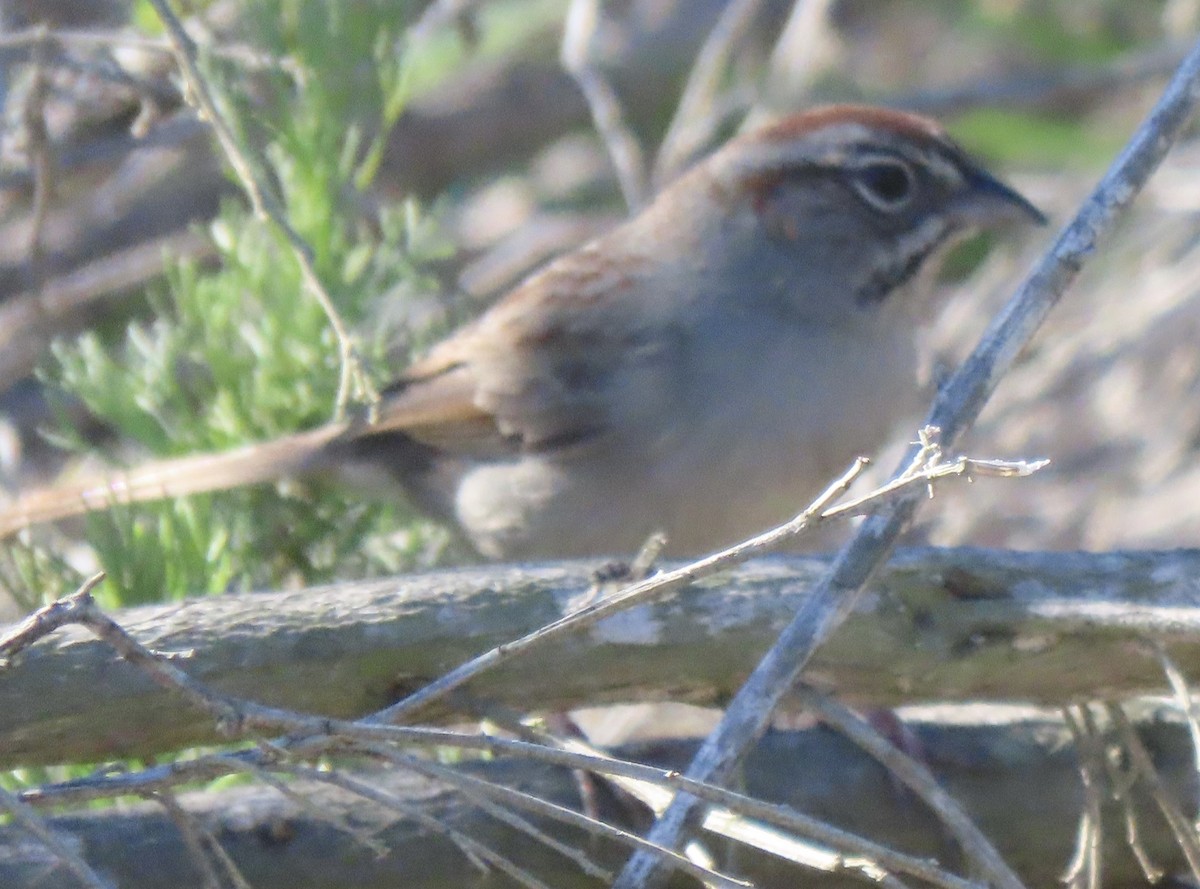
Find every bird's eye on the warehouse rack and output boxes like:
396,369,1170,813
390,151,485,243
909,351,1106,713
851,160,916,212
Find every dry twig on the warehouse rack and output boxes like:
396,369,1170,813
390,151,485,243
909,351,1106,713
374,430,1043,724
1107,702,1200,882
1061,705,1106,889
150,790,225,889
289,765,504,881
561,0,648,211
654,0,765,185
800,687,1016,887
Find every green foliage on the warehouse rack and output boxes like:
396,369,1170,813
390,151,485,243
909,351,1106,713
395,0,564,98
130,1,164,35
965,0,1147,65
949,108,1126,169
30,1,463,607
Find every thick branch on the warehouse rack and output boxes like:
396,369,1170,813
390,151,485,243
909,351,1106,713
3,547,1200,768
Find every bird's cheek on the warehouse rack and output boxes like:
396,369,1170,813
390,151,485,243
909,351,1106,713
750,188,805,245
758,201,803,243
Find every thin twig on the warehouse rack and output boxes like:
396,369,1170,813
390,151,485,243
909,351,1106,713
374,435,1041,724
150,791,224,889
654,0,765,186
0,572,106,663
1107,701,1200,881
195,821,253,889
561,0,648,211
13,580,248,734
614,32,1200,889
145,0,376,418
373,746,751,889
220,758,390,859
461,782,614,882
285,765,495,878
369,454,856,722
800,688,1021,889
1122,795,1166,884
1061,705,1104,889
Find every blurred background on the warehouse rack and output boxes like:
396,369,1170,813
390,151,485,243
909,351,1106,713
2,0,1200,610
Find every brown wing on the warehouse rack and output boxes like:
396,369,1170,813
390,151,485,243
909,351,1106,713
352,353,519,459
347,242,663,460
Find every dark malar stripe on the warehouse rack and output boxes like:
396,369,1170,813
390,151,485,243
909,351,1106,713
855,227,949,306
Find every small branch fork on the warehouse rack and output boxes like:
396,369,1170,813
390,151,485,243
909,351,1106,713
3,431,1040,888
375,426,1044,724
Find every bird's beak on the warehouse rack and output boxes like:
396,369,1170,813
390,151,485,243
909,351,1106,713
955,166,1047,229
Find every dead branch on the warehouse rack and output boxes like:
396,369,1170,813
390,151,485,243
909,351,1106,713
5,546,1200,768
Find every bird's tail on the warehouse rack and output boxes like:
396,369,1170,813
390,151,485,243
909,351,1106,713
0,425,345,540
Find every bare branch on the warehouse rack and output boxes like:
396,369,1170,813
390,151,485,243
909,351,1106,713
219,759,391,860
654,0,765,185
1060,706,1104,889
801,688,1020,889
290,766,504,882
377,437,1040,725
561,0,648,211
12,545,1200,768
150,791,224,889
1108,702,1200,881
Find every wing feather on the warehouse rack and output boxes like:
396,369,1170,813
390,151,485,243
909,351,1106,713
351,246,665,459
